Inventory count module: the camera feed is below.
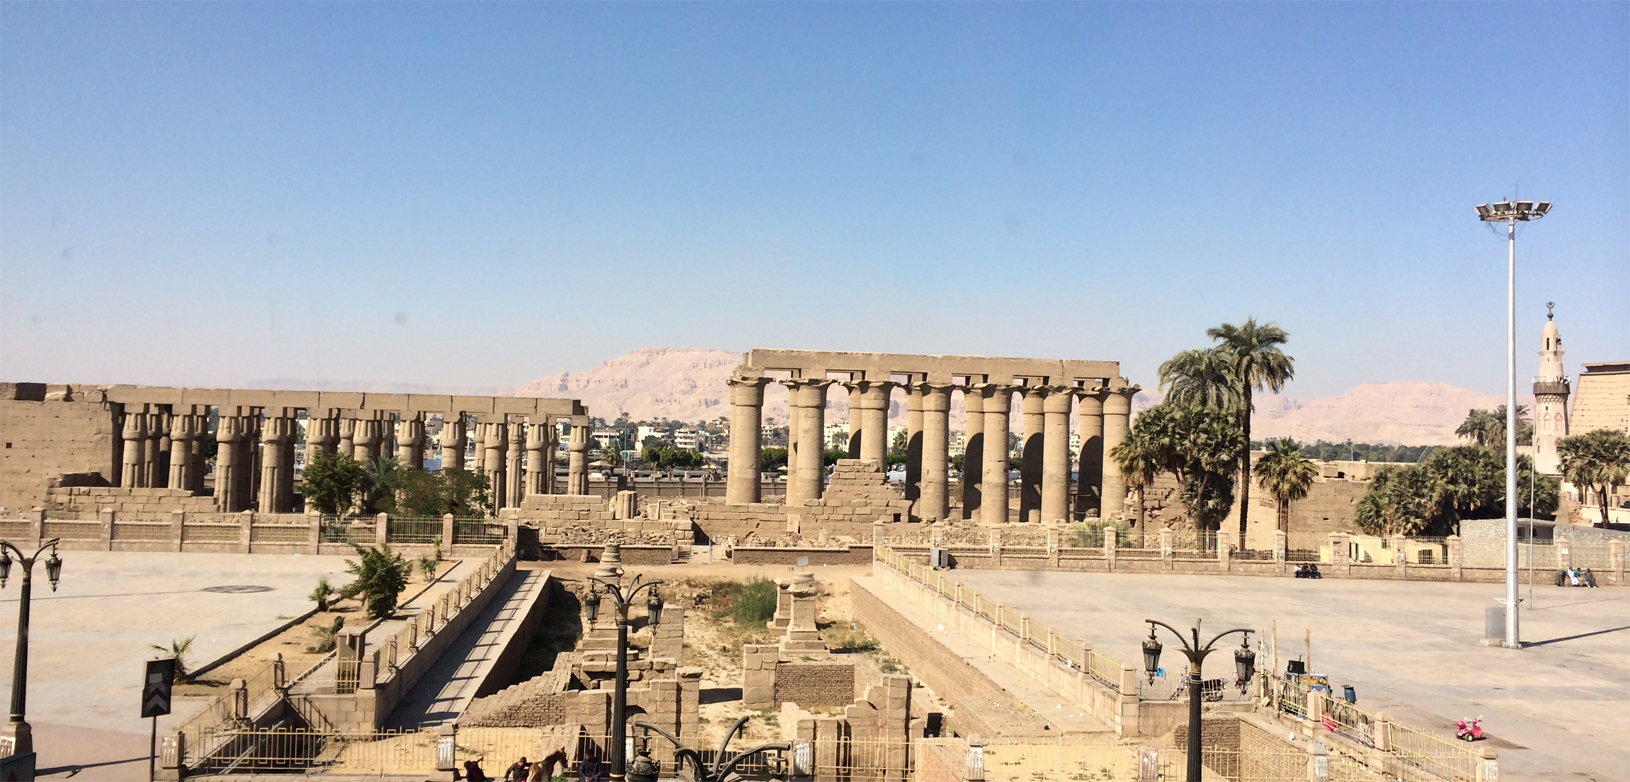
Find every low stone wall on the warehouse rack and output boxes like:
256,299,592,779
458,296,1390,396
775,661,857,709
8,510,509,558
731,545,873,566
540,543,683,565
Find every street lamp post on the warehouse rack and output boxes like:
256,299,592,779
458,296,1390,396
631,715,792,782
583,571,665,782
1141,619,1255,782
1476,198,1551,649
0,538,63,756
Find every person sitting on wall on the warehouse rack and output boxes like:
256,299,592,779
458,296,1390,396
579,753,603,782
1584,568,1599,588
463,759,491,782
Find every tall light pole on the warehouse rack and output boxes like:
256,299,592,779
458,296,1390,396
1141,619,1255,782
583,567,664,782
0,538,63,756
1475,199,1551,649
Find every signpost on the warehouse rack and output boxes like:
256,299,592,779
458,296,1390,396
142,659,175,782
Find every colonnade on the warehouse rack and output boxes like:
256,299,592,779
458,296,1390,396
114,400,590,515
725,356,1138,523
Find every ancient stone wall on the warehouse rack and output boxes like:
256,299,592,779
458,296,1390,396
694,460,907,544
775,661,856,708
731,545,873,566
45,486,218,521
1,389,121,513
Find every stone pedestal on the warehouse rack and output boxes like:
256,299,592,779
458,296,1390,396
780,578,826,654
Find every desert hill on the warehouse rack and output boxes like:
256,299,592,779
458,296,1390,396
505,348,1515,446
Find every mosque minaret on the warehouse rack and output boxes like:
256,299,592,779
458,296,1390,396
1532,302,1571,475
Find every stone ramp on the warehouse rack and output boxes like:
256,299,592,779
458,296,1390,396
385,568,553,729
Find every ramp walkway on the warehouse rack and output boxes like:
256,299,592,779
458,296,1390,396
386,567,553,729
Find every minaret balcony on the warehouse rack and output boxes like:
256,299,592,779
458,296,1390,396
1532,379,1571,396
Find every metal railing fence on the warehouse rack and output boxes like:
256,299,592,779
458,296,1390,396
387,516,443,544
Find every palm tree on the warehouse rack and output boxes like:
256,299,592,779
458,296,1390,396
1204,319,1295,543
1255,439,1318,536
1558,429,1630,526
1109,428,1160,529
151,635,196,681
1456,409,1499,448
1158,348,1243,411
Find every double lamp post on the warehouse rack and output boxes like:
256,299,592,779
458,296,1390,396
1142,618,1256,782
0,538,64,757
583,568,665,782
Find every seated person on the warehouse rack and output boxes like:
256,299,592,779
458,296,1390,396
464,760,491,782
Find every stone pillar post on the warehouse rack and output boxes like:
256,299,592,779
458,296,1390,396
188,409,210,494
788,380,833,507
906,382,924,504
483,419,509,509
154,409,173,491
920,384,952,523
567,417,589,495
396,413,425,470
1274,530,1287,564
727,378,769,504
352,413,382,463
1556,535,1572,571
1076,390,1105,518
1611,539,1625,584
1041,388,1072,524
962,389,985,521
241,410,262,511
1448,534,1463,580
215,409,247,513
258,409,296,513
143,407,164,489
1019,388,1045,524
120,405,147,488
856,381,893,465
1101,383,1138,519
506,420,526,508
846,383,865,459
337,414,356,458
307,409,340,460
167,408,200,491
1392,533,1408,576
524,420,550,496
980,385,1012,525
438,413,467,471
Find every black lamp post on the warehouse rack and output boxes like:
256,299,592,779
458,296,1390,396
1142,618,1254,782
584,572,665,782
0,538,62,756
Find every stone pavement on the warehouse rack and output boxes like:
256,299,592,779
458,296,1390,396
951,569,1630,782
0,550,352,778
386,568,551,728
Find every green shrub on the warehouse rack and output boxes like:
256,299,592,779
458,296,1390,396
307,616,345,653
344,544,411,620
731,578,778,627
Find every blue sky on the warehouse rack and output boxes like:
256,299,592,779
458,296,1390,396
2,2,1625,397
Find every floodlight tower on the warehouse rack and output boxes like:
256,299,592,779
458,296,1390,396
1475,198,1551,649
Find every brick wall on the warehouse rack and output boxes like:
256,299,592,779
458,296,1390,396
775,661,856,708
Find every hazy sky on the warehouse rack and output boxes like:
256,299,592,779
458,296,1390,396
2,3,1625,398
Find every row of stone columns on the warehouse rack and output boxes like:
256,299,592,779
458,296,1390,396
117,404,591,515
723,378,1138,523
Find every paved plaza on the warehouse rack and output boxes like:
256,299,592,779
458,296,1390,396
0,550,352,778
951,569,1630,781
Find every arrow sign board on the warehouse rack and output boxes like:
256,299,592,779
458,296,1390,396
142,658,176,718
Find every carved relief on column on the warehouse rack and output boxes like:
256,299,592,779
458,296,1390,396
1019,387,1045,523
153,408,173,491
1040,387,1073,524
395,413,425,470
905,382,924,503
727,378,770,505
506,420,526,508
258,408,296,513
1075,388,1106,518
215,408,247,512
482,418,509,510
918,384,953,523
168,406,201,491
120,404,148,488
979,385,1014,525
241,409,262,510
525,419,551,496
142,407,163,488
438,413,467,470
1101,381,1140,520
961,389,985,521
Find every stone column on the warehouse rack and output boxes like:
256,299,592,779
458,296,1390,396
352,413,382,463
920,384,952,523
187,409,209,494
1076,389,1105,518
215,409,247,512
120,405,147,488
482,419,509,510
846,383,865,459
337,415,356,460
143,408,164,489
962,389,985,521
788,379,833,507
906,382,924,504
258,408,296,513
154,409,173,491
168,407,201,491
567,417,589,495
506,420,526,508
438,413,467,470
856,381,893,465
1041,387,1072,524
396,413,426,470
525,420,551,496
240,410,261,511
727,378,769,504
1019,388,1045,523
980,385,1013,525
1101,384,1137,519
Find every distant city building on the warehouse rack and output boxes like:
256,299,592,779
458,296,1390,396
674,428,700,451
